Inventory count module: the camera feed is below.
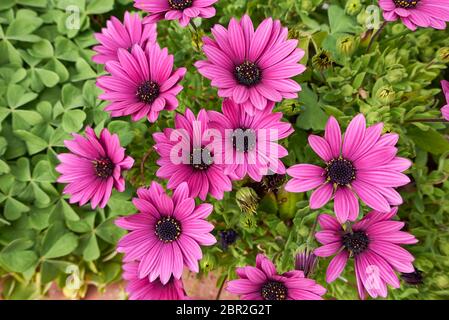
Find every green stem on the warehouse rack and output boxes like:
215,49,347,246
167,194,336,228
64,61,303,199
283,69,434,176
215,274,228,300
367,21,387,52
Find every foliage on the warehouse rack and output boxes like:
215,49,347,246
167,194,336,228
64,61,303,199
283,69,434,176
0,0,448,300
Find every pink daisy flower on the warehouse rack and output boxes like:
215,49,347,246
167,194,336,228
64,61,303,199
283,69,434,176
97,44,186,123
379,0,449,31
207,99,293,181
56,127,134,209
134,0,218,27
226,254,326,300
314,208,418,299
123,262,187,300
195,15,305,115
92,11,157,64
116,182,216,284
285,114,412,223
153,108,233,200
441,80,449,121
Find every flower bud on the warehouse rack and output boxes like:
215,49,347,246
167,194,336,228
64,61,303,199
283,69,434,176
416,34,431,49
345,0,362,16
219,229,238,251
200,253,216,272
341,84,354,97
236,187,259,215
400,267,424,286
337,35,357,56
437,47,449,63
239,214,257,232
376,85,396,104
312,49,333,71
295,249,318,278
385,68,405,83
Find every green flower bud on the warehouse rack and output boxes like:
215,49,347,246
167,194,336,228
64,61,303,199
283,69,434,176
391,23,406,35
437,47,449,63
435,274,449,289
416,34,431,48
340,67,352,78
312,49,333,71
356,11,370,26
239,214,257,232
341,84,354,97
300,0,313,11
236,187,259,215
337,35,357,56
200,253,216,272
376,86,396,104
345,0,362,16
385,68,405,83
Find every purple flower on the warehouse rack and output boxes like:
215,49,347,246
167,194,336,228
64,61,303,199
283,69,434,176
123,262,187,300
285,114,412,223
314,208,418,299
208,99,293,181
116,182,216,284
56,127,134,209
226,254,326,300
195,15,305,115
379,0,449,30
92,11,157,64
135,0,218,27
97,44,186,123
153,108,233,200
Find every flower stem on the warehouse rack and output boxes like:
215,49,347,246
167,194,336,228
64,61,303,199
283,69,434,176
367,21,387,52
215,274,228,300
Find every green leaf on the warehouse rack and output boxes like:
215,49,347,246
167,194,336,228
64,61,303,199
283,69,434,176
7,84,38,109
11,157,31,181
58,199,80,221
4,197,30,220
0,239,38,273
86,0,114,14
328,5,357,34
61,83,83,109
71,58,96,82
96,218,126,244
14,130,48,155
29,39,54,59
83,234,100,261
107,121,135,146
41,224,78,259
36,68,60,87
408,127,449,155
295,85,328,131
62,109,86,133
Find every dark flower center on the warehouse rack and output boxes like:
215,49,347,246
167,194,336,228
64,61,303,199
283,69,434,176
136,81,160,104
168,0,193,10
400,267,424,285
234,61,262,87
393,0,419,8
261,281,288,300
93,158,114,179
326,158,356,185
190,147,213,170
219,229,238,251
232,128,256,152
155,216,182,243
342,231,370,256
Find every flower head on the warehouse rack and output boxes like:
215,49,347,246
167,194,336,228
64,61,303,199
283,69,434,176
93,11,157,64
123,262,187,300
226,254,326,300
116,182,216,284
314,208,418,299
195,15,305,115
285,114,412,223
379,0,449,31
295,249,318,278
56,127,134,209
152,108,233,200
441,80,449,121
208,99,293,181
97,44,186,123
134,0,218,27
